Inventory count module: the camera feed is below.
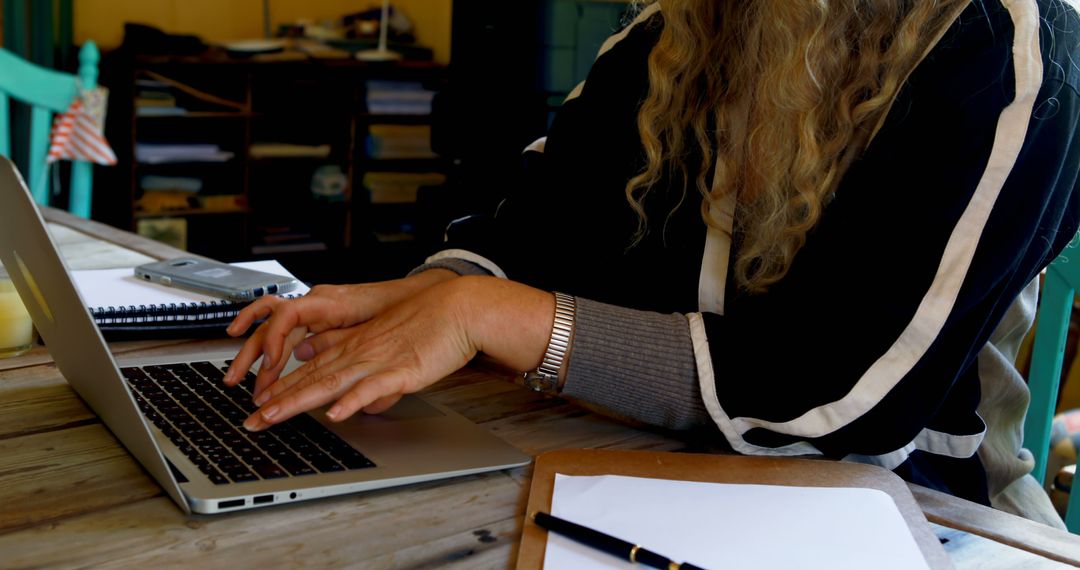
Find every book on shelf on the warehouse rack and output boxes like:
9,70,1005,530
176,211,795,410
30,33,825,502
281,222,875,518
141,175,204,193
73,260,310,339
363,171,445,204
135,90,176,107
135,191,199,215
199,195,247,213
365,80,435,115
365,125,436,159
135,79,171,90
135,143,235,164
136,106,188,117
135,194,245,216
135,87,187,116
249,143,332,159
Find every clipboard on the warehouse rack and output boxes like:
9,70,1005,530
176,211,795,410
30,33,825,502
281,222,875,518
517,449,952,569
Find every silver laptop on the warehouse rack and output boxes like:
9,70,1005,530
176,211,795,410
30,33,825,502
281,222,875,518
0,158,530,514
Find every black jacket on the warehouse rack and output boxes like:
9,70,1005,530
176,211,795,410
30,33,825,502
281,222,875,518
428,0,1080,506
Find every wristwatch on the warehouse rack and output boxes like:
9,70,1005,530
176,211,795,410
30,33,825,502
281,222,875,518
523,291,576,395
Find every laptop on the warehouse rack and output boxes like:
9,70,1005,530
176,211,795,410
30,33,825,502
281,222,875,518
0,158,530,514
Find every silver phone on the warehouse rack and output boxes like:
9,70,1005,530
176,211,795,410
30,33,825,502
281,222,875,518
134,258,299,302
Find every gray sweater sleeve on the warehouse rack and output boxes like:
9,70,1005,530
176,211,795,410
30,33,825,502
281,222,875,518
407,258,493,277
561,297,711,431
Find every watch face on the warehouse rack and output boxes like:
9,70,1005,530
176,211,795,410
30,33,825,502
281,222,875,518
524,371,558,394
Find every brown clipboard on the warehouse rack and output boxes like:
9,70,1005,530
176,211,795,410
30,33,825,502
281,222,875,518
517,449,952,569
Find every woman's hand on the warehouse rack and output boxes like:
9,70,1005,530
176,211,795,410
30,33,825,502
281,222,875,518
239,276,555,431
224,269,457,398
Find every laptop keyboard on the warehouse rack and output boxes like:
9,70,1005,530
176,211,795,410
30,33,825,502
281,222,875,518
121,361,375,485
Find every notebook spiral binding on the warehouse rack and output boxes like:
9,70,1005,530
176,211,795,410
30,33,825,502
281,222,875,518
89,294,304,325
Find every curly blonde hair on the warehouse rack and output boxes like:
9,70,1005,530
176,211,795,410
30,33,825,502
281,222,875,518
626,0,970,293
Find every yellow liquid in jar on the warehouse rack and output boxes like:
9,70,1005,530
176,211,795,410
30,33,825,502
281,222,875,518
0,279,33,358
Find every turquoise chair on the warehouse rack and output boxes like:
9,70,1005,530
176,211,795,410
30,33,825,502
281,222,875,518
1024,237,1080,532
0,41,99,218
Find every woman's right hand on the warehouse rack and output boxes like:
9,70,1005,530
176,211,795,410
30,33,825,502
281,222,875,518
223,268,457,397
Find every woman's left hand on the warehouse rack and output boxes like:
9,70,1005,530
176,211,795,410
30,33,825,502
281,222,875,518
242,275,555,431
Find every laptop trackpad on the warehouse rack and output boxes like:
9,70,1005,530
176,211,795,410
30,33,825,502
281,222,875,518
335,395,445,423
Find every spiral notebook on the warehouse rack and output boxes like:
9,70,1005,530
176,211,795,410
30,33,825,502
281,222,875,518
72,260,310,339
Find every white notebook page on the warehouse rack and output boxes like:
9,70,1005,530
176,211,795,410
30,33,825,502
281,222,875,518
544,473,929,570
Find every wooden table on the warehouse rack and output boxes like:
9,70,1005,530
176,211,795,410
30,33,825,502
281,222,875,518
1,208,1079,569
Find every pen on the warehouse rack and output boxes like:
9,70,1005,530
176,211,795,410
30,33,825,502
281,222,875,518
533,511,708,570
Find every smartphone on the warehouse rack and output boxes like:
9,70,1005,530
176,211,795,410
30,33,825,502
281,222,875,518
134,258,299,302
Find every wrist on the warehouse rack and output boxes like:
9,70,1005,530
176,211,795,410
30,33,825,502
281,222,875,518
452,276,556,373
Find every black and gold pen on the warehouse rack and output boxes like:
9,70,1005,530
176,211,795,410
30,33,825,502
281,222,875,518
533,511,708,570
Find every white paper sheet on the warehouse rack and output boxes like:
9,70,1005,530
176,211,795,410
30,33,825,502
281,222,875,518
72,260,309,308
544,474,929,570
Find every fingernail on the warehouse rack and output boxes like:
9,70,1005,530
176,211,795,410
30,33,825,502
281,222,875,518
261,405,279,421
243,416,260,431
294,342,314,361
254,391,269,406
326,405,342,420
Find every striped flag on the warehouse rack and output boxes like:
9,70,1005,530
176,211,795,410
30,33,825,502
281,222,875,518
47,87,116,166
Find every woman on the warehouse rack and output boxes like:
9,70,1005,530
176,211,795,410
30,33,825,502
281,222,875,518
225,0,1080,527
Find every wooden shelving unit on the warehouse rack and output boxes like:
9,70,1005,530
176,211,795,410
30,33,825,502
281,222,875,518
108,55,446,263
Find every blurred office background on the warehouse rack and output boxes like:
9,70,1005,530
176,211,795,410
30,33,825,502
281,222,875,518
1,0,633,283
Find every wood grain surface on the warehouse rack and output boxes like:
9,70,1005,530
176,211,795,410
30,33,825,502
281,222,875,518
1,207,1078,569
